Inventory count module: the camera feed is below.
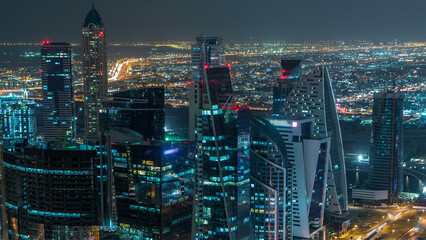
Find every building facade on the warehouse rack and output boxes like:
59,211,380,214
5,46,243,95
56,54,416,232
82,4,108,141
191,66,250,239
41,42,74,142
267,117,330,239
0,92,35,147
281,67,348,215
368,89,404,202
3,144,100,239
189,36,225,141
103,87,165,141
272,60,302,116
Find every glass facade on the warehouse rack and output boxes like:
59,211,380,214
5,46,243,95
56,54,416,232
41,42,75,142
0,92,35,147
192,66,251,239
3,144,100,239
368,89,404,201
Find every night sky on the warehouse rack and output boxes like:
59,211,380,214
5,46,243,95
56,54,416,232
1,0,426,42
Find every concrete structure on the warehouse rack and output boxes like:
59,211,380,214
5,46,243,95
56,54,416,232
352,189,388,201
281,67,348,215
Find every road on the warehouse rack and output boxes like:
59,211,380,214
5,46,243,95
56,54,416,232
398,209,426,240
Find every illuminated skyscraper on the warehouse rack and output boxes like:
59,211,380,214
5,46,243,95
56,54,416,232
191,66,250,240
272,60,302,116
82,4,107,141
0,92,35,147
189,36,225,141
281,67,348,215
368,87,404,202
3,144,100,239
41,42,75,142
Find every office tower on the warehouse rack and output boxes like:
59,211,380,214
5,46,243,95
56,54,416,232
82,4,108,141
281,67,348,215
103,87,165,141
0,92,35,147
191,66,250,240
189,36,225,141
266,117,330,239
3,144,100,239
110,137,194,239
41,41,74,142
250,116,291,239
272,60,302,116
368,87,404,202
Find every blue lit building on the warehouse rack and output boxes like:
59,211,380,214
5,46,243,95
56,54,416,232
3,143,100,239
0,92,35,147
189,36,225,141
191,66,251,239
41,42,75,142
368,88,404,202
110,135,194,239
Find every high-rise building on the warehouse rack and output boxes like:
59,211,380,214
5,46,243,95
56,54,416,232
267,117,330,239
368,87,404,202
272,60,302,116
82,4,108,141
281,67,348,215
41,41,74,142
191,66,250,240
250,116,291,239
103,87,165,141
189,36,225,141
3,143,100,239
110,138,194,239
0,92,35,147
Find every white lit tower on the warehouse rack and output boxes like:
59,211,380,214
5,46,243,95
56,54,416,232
82,3,108,142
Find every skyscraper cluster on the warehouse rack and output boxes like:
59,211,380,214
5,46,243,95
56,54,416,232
0,4,367,240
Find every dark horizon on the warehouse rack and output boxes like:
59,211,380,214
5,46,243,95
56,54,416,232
1,0,426,43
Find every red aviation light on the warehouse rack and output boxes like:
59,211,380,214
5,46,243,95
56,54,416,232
280,76,285,80
227,63,232,68
98,33,104,37
204,65,209,69
187,81,191,85
282,69,287,73
42,41,45,45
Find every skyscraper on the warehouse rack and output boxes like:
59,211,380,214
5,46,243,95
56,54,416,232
191,66,250,240
0,92,35,147
3,144,100,239
41,41,74,142
281,67,348,215
272,60,302,116
368,87,404,202
82,4,107,141
103,87,165,141
189,36,225,141
267,117,330,239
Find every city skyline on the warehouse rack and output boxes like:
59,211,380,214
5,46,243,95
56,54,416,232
2,0,426,42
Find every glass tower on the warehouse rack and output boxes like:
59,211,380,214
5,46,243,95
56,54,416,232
191,66,250,240
189,36,225,141
3,144,100,239
368,88,404,202
41,42,74,142
0,92,35,147
82,4,108,141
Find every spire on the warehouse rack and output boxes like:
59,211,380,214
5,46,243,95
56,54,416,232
92,1,95,9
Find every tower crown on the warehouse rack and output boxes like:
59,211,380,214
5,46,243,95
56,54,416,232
83,4,103,27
